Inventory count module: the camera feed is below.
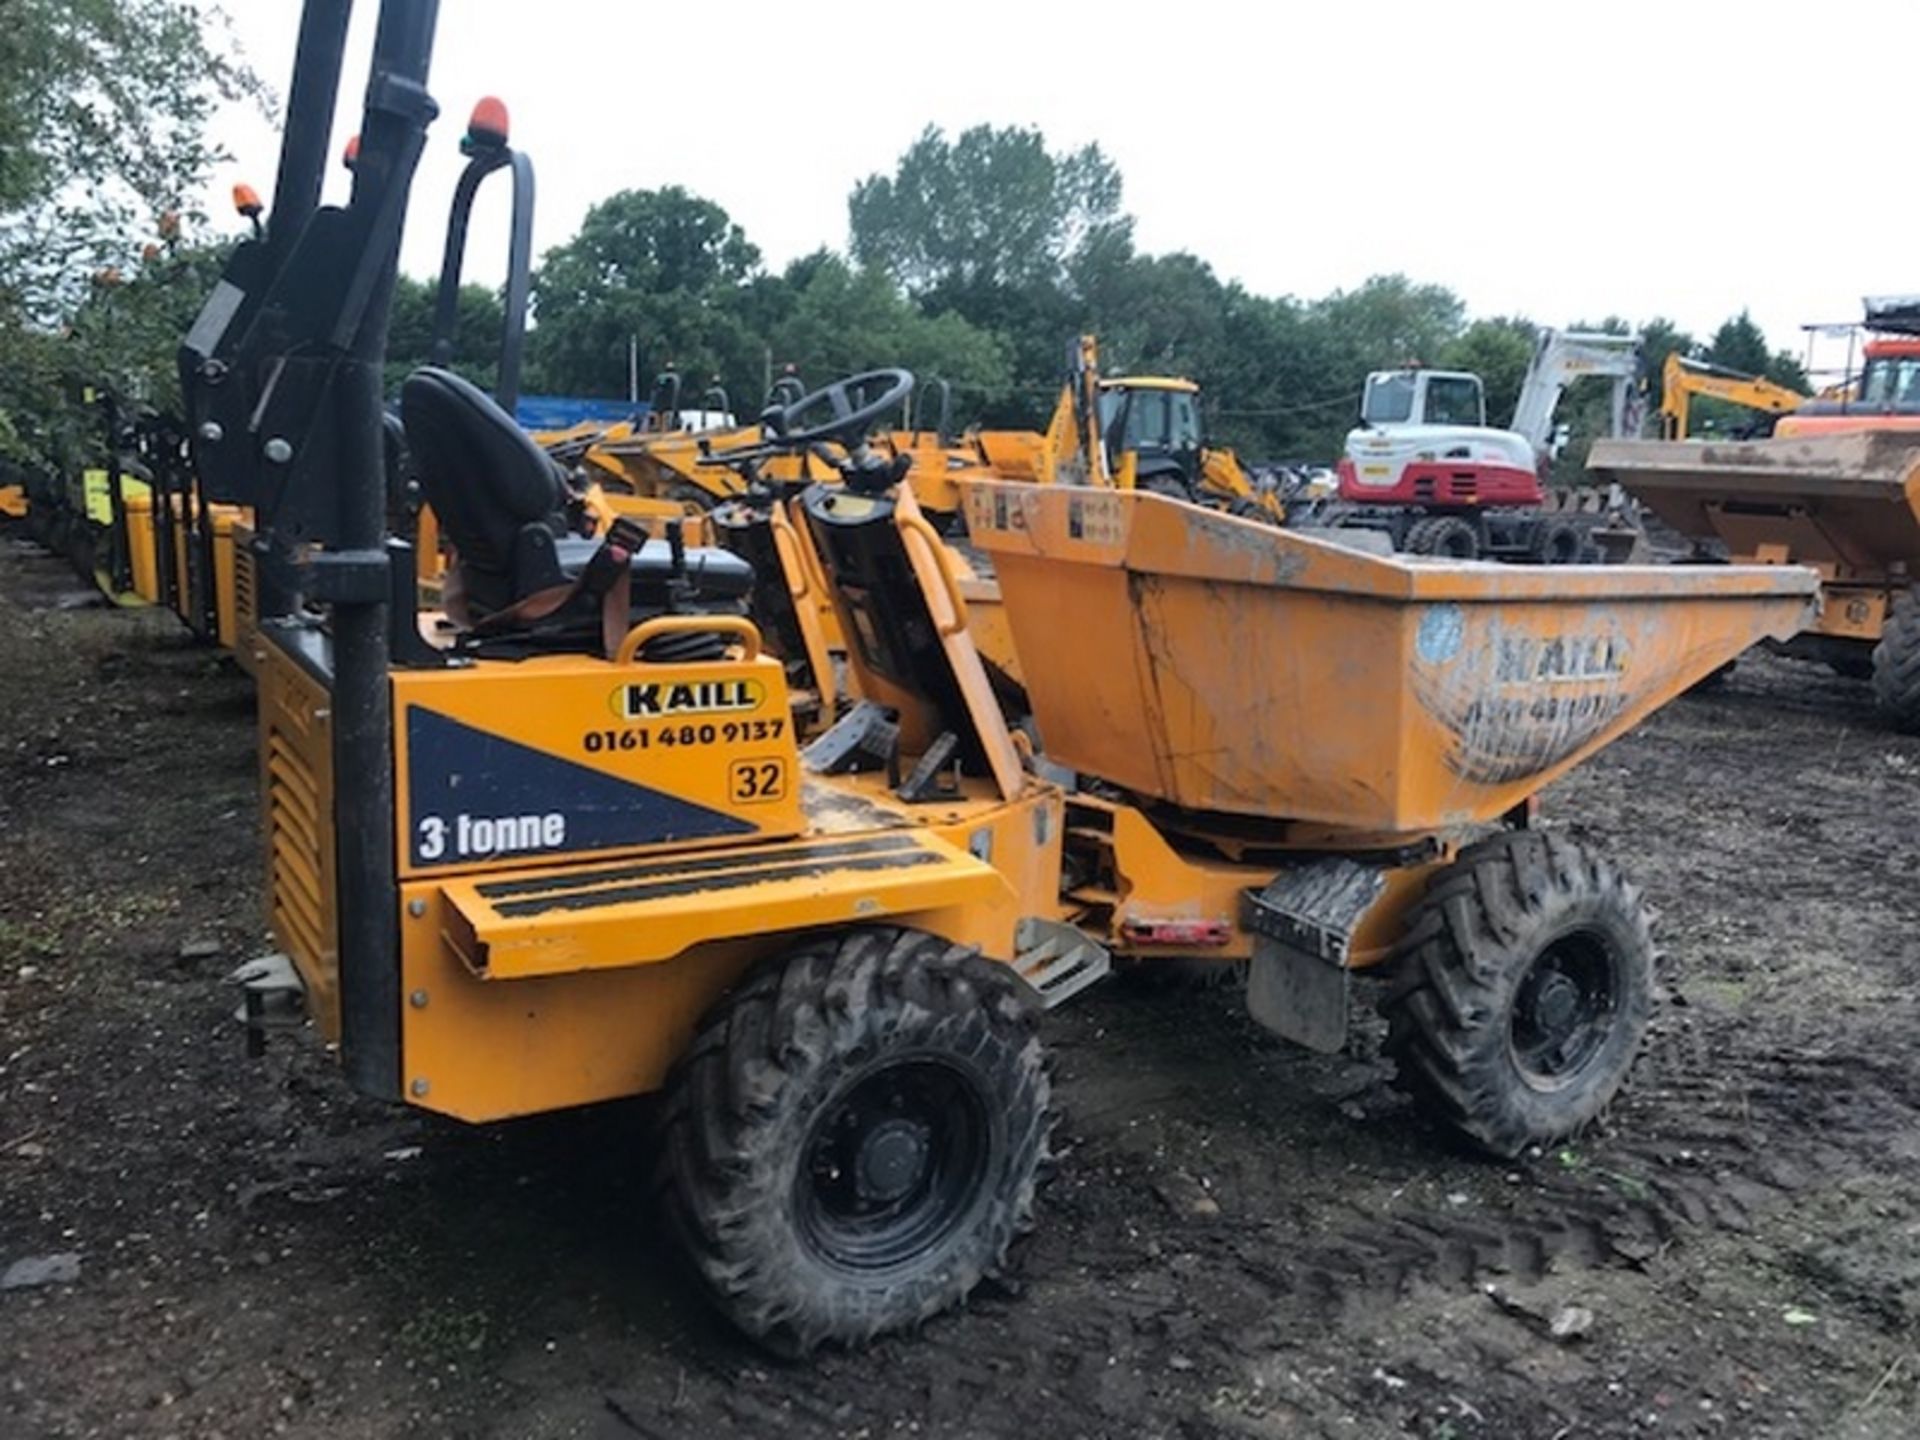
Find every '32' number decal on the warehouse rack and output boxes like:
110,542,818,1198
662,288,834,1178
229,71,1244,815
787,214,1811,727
729,758,787,804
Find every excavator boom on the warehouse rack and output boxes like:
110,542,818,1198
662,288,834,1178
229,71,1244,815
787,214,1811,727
1660,354,1806,440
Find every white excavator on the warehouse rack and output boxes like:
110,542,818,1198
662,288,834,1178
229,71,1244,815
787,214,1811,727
1334,329,1644,560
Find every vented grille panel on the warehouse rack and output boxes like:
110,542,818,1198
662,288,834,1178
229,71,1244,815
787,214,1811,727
232,542,255,629
266,729,328,971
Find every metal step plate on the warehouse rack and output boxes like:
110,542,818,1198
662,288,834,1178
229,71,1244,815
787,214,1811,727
1012,917,1112,1009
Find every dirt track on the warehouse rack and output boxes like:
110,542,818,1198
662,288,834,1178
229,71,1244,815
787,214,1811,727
3,535,1919,1439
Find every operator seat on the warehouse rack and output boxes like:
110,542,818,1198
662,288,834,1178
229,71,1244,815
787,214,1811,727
400,367,751,647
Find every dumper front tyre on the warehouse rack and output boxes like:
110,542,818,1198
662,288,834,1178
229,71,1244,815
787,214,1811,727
1380,833,1655,1158
656,927,1050,1354
1405,515,1479,559
1871,587,1920,733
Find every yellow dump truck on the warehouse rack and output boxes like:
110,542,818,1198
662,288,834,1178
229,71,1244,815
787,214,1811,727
195,0,1820,1361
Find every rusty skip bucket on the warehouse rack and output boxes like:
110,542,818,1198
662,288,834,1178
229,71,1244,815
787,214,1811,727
964,482,1818,835
1589,432,1920,572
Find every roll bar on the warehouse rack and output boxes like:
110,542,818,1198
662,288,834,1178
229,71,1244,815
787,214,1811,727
428,99,534,413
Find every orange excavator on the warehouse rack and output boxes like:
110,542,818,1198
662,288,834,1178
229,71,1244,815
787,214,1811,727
1778,299,1920,437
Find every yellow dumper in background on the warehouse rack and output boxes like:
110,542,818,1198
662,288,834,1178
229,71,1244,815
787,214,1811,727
1592,430,1920,727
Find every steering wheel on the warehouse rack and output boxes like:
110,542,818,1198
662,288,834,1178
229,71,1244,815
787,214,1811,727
762,368,914,447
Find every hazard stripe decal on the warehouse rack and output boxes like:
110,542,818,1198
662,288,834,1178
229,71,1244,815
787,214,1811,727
489,847,946,918
472,832,922,900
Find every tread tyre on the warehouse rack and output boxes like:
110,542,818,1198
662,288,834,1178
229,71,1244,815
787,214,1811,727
1380,832,1655,1158
657,927,1050,1354
1405,515,1479,559
1530,519,1582,565
1871,586,1920,733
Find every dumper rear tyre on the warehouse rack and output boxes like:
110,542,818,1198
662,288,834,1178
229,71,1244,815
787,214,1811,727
1405,516,1479,559
1380,833,1656,1158
1871,587,1920,733
656,927,1050,1354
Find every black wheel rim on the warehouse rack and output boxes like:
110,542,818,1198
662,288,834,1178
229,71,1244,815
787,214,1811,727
1507,929,1621,1090
794,1055,991,1272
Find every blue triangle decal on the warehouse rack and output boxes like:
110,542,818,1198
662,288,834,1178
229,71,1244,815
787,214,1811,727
405,707,755,868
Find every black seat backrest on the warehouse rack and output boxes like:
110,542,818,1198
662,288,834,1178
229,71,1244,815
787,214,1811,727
401,367,566,611
800,486,990,775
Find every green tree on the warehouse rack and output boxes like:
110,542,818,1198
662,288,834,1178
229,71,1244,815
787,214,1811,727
0,0,260,320
0,316,75,470
849,124,1128,304
1437,317,1537,428
1080,252,1231,379
1704,310,1808,392
0,236,232,478
1311,275,1466,372
766,253,1012,413
384,276,509,394
1199,293,1351,462
528,186,770,398
67,239,235,405
1635,317,1697,414
1704,311,1770,377
0,1,262,464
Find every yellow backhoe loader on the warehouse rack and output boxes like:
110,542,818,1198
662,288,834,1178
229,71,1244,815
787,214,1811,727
974,335,1282,521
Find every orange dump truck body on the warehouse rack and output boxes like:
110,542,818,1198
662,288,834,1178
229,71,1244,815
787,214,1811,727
964,482,1815,839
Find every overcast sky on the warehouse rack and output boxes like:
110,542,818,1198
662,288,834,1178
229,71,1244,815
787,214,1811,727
207,1,1916,379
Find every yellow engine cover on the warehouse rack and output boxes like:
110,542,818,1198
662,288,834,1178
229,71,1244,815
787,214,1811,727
392,650,805,879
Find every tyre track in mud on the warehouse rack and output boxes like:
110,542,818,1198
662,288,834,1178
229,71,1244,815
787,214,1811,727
1273,1017,1920,1318
584,1000,1920,1440
598,787,1920,1438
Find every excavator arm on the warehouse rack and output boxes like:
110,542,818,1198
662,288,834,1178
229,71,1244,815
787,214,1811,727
1660,353,1808,440
1509,330,1645,456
